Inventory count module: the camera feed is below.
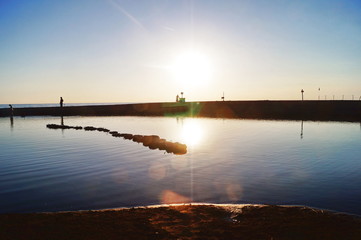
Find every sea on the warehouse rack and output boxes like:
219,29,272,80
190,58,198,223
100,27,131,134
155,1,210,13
0,106,361,215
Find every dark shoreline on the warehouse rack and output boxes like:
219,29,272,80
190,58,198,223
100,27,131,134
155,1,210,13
1,204,361,240
1,100,361,122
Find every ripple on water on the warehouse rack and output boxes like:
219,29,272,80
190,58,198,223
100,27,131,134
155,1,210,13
1,117,361,214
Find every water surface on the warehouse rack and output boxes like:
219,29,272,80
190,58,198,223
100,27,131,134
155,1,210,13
0,116,360,214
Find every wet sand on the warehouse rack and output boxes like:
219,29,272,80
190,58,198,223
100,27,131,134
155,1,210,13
1,204,361,240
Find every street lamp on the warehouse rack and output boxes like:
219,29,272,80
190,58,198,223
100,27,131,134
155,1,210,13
318,88,320,100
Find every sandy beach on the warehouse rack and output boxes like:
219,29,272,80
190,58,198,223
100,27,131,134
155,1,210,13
1,204,361,240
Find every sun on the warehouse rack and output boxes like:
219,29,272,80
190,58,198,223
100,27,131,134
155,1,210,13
170,50,212,88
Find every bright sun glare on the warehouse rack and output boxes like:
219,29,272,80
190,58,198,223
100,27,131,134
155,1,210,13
181,120,203,146
170,50,212,88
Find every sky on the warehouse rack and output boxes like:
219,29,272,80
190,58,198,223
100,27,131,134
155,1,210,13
0,0,361,104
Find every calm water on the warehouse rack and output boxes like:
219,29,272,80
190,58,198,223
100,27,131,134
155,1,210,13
0,116,361,215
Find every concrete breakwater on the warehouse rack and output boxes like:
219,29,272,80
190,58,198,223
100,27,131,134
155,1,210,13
2,100,361,121
46,124,187,155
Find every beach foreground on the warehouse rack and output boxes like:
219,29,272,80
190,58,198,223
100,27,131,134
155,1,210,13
1,204,361,240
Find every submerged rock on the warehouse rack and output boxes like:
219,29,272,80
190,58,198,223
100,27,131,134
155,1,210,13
122,134,133,140
84,126,97,131
46,123,187,155
132,135,144,143
97,127,110,132
47,124,61,129
46,124,82,130
157,139,167,150
165,142,187,155
111,132,122,137
142,135,160,147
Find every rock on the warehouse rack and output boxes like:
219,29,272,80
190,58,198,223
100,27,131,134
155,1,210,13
111,132,122,137
84,126,97,131
132,135,144,143
97,127,110,132
156,139,167,150
142,135,160,147
46,123,187,155
122,134,133,140
46,124,59,129
46,124,72,130
165,142,187,155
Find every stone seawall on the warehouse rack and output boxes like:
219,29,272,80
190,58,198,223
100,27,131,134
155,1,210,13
1,100,360,122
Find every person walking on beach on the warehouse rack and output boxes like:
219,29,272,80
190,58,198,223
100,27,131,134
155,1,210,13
60,97,64,108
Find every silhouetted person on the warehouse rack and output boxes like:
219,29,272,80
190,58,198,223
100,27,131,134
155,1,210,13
8,105,14,129
9,104,14,117
60,97,64,108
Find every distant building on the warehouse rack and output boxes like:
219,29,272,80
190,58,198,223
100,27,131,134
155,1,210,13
179,97,186,103
177,92,186,103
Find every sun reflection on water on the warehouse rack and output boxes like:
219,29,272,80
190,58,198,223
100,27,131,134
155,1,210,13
180,120,204,146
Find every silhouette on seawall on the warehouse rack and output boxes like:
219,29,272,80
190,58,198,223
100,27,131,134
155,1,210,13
1,101,360,121
0,103,187,117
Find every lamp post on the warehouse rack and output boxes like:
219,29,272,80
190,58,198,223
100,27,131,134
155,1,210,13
318,88,320,100
301,89,304,101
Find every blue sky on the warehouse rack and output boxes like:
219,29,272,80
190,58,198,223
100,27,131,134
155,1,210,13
1,0,360,103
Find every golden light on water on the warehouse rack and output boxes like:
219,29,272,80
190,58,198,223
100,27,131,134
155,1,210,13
160,190,191,204
181,120,204,146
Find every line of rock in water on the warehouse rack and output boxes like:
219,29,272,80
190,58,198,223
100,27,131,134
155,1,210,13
46,124,187,155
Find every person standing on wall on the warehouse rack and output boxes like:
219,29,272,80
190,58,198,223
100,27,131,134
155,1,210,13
9,104,14,117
